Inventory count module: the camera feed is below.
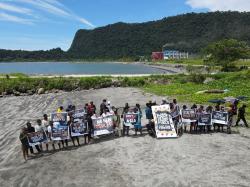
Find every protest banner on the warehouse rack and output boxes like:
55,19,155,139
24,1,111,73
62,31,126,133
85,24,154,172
92,115,114,136
152,105,177,138
51,112,69,140
70,109,87,137
198,113,212,126
71,109,85,119
124,113,138,126
181,109,197,123
71,119,88,137
27,131,48,146
212,111,229,125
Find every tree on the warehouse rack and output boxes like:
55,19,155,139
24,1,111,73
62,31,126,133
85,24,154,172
204,39,249,71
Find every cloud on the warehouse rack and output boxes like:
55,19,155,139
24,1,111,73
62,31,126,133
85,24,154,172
0,12,33,24
0,2,32,15
18,0,95,27
186,0,250,12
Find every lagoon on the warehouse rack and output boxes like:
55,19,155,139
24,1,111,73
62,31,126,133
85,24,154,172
0,62,171,75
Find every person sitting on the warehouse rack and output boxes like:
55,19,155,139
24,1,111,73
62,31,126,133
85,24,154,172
236,104,248,127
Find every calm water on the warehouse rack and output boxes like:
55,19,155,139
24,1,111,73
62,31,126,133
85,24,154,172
0,62,168,75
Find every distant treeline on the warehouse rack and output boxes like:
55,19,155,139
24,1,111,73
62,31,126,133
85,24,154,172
1,11,250,61
0,48,68,62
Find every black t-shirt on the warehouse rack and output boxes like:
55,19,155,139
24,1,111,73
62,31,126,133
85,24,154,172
27,126,35,133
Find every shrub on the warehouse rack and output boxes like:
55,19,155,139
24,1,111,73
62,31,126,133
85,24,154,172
188,73,206,84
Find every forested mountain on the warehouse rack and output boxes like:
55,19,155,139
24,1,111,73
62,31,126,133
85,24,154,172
0,11,250,61
69,11,250,59
0,48,67,62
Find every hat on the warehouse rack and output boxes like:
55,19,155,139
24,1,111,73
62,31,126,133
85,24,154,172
107,101,111,105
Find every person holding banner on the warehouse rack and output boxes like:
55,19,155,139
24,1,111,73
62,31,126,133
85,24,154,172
113,110,122,137
69,116,80,147
57,106,64,113
47,121,56,151
35,119,45,151
19,127,29,161
134,105,142,136
26,122,41,154
123,108,133,136
42,114,50,151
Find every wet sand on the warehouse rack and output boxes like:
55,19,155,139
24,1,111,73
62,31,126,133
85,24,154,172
0,87,250,187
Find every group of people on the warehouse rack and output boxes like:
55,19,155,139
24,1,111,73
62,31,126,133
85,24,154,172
19,98,248,161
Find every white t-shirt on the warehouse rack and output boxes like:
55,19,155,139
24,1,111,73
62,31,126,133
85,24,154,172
35,124,43,132
42,119,49,131
47,126,52,133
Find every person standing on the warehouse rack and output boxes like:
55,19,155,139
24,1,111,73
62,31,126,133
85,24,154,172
42,114,50,151
26,122,41,154
47,121,56,150
236,104,248,127
57,106,64,113
145,103,155,136
134,107,143,136
19,127,29,161
113,109,122,137
123,108,133,136
100,99,107,115
35,119,44,151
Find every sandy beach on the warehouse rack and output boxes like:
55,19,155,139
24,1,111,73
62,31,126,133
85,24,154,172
0,87,250,187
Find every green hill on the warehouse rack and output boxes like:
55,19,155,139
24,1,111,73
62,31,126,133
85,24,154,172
69,11,250,59
1,11,250,61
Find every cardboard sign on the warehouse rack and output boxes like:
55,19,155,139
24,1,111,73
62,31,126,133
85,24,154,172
92,115,114,136
181,109,197,123
27,131,48,146
71,118,88,137
198,113,212,126
212,111,229,125
152,105,177,138
51,112,69,140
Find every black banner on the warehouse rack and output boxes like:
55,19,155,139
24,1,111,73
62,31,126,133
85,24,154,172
27,131,48,146
198,113,212,126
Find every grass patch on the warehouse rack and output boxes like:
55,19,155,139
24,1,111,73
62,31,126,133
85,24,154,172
143,70,250,121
